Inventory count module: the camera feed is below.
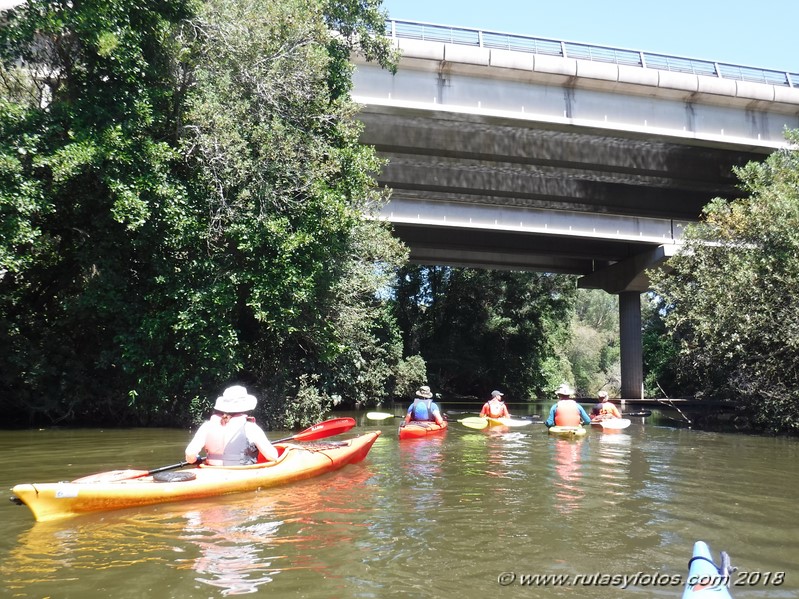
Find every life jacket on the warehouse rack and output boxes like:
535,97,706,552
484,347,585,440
598,401,620,418
203,414,259,466
554,399,581,426
485,399,507,418
410,398,436,421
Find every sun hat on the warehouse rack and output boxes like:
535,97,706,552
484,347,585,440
555,383,575,397
214,385,257,413
491,390,504,398
416,385,433,399
598,390,609,400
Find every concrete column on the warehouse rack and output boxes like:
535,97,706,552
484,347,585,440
619,291,644,399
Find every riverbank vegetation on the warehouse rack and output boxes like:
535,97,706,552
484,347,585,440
649,130,799,435
2,1,797,435
0,0,420,428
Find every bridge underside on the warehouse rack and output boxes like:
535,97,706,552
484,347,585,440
352,38,795,398
358,106,769,399
360,106,766,292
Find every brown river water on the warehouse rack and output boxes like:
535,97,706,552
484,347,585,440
1,405,797,598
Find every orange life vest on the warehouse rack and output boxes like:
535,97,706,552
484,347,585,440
554,399,581,426
598,401,620,418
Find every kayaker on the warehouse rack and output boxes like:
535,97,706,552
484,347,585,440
545,383,591,427
403,385,445,426
591,390,622,420
185,385,279,466
479,390,510,418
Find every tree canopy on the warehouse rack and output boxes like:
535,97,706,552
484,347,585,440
650,129,799,434
0,0,418,428
392,266,577,400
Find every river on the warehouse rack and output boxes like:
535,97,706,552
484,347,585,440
1,405,797,598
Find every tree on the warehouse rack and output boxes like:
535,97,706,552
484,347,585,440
392,266,576,399
566,288,620,396
1,0,195,425
650,130,799,434
0,0,415,427
150,0,409,427
641,292,692,399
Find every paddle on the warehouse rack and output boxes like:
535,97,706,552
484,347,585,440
366,411,398,420
458,417,490,429
98,417,358,483
490,417,534,428
592,418,631,430
457,415,538,429
272,417,356,443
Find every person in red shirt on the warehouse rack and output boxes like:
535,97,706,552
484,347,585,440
480,390,510,418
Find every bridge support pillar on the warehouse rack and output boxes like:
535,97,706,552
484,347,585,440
619,291,644,400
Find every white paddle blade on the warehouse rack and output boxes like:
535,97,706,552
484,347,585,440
600,418,631,430
366,412,396,420
497,418,533,427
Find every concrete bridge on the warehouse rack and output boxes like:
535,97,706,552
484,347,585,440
351,20,799,398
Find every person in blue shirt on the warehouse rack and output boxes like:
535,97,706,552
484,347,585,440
403,385,444,425
545,383,592,427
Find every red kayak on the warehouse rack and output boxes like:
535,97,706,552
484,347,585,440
398,420,448,440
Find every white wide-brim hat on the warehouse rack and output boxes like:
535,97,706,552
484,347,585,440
214,385,257,413
555,383,575,396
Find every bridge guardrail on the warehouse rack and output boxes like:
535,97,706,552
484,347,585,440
387,19,798,88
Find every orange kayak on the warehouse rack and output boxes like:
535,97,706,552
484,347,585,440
398,420,448,440
11,432,380,522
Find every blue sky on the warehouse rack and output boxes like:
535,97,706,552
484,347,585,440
380,0,798,74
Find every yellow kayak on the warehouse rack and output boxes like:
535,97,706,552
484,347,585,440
11,431,380,522
547,425,587,437
486,417,533,428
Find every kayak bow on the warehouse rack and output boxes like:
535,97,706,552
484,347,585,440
682,541,734,599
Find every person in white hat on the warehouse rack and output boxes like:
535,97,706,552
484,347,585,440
590,390,622,421
185,385,278,466
544,383,591,427
479,389,510,419
403,385,444,426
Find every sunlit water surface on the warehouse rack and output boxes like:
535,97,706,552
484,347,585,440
1,410,797,598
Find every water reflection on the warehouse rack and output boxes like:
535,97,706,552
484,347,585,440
180,505,282,595
3,462,377,598
595,431,632,502
398,434,445,520
550,437,587,515
3,423,799,598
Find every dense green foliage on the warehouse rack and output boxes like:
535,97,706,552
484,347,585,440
650,130,799,434
392,266,577,400
641,292,692,399
567,289,620,397
1,0,195,426
0,0,417,428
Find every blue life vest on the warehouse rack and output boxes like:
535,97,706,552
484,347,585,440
409,398,438,421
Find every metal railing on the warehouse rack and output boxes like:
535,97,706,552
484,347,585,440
387,20,798,88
